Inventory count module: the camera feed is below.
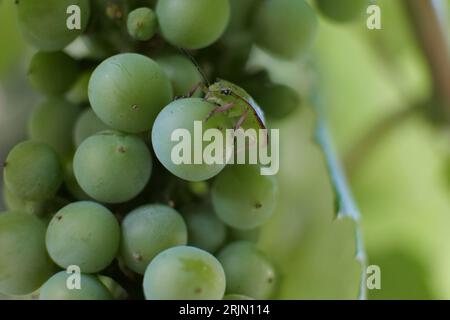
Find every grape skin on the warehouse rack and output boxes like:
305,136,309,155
156,0,231,49
218,241,277,299
121,204,188,275
315,0,370,22
212,165,279,230
0,212,55,296
3,141,63,201
253,0,318,59
127,7,158,41
73,131,152,204
88,53,173,133
143,246,226,300
151,98,233,182
39,271,112,300
45,201,120,273
16,0,91,51
73,108,110,147
28,97,81,159
27,51,79,96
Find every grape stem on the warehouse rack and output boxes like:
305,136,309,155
403,0,450,121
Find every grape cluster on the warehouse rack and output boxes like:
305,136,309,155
2,0,368,300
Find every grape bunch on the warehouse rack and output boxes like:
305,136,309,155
1,0,368,300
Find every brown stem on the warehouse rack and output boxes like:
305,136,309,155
404,0,450,121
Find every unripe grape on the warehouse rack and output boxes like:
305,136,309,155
182,205,227,253
27,51,79,96
254,84,301,119
156,0,230,49
46,201,120,273
218,241,276,299
73,131,152,203
0,212,55,295
16,0,90,51
88,53,173,133
157,55,203,97
223,294,255,300
212,165,278,230
120,204,188,274
151,98,233,182
28,97,81,159
40,271,112,300
127,7,157,41
3,141,63,201
253,0,318,59
143,246,226,300
73,108,110,147
316,0,370,23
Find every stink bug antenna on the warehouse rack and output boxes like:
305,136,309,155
179,48,211,87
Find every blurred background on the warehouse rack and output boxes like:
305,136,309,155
1,0,450,299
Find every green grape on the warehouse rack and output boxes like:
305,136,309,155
212,165,278,230
3,141,63,201
74,131,152,203
143,246,226,300
0,212,55,295
62,157,91,201
67,70,92,104
218,241,276,299
223,294,254,300
229,226,261,243
28,97,81,159
39,271,112,300
45,201,120,273
156,0,230,49
254,84,301,119
121,204,187,274
252,0,318,59
73,108,110,147
98,275,128,300
182,205,227,253
88,53,173,133
16,0,91,51
127,7,157,41
225,0,260,36
315,0,369,22
27,51,80,96
151,98,233,182
156,55,203,97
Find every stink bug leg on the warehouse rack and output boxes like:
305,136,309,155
204,103,235,122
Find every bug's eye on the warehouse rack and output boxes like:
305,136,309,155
220,88,232,95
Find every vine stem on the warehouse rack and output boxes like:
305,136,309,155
404,0,450,120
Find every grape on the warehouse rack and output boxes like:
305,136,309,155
67,70,92,104
27,51,80,96
73,108,110,147
229,226,260,243
315,0,369,22
62,157,91,201
127,7,157,41
212,165,278,229
254,84,301,119
151,98,233,182
225,0,260,36
28,97,81,159
0,212,55,295
223,294,254,300
217,241,276,299
143,246,226,300
39,271,112,300
16,0,91,51
98,275,128,300
120,204,188,274
156,55,203,97
252,0,318,59
73,131,152,203
3,141,63,201
88,53,173,133
156,0,230,49
45,201,120,273
182,205,227,253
